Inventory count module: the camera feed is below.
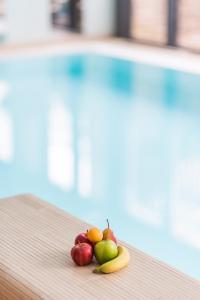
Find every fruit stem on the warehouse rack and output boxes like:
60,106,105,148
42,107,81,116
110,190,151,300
106,219,110,229
93,267,101,274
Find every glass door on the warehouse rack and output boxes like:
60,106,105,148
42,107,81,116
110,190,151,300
176,0,200,51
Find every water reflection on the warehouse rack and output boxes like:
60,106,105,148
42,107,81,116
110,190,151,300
125,100,167,227
78,136,92,198
48,100,74,191
0,108,13,162
0,81,10,103
0,81,13,162
171,159,200,249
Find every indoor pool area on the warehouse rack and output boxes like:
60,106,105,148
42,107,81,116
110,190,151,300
0,52,200,281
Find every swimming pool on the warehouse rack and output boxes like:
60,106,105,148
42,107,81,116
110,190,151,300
0,53,200,280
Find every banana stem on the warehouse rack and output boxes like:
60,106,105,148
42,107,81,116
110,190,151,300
93,267,101,273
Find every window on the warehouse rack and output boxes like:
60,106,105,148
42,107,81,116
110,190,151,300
131,0,168,45
0,0,6,41
50,0,81,31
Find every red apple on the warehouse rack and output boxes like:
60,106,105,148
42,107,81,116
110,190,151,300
71,243,93,266
75,233,91,245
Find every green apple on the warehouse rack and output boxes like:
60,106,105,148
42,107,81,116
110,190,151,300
94,240,118,264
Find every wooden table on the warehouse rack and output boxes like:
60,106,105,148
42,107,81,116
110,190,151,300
0,194,200,300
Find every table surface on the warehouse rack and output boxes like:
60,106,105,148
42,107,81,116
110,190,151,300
0,194,200,300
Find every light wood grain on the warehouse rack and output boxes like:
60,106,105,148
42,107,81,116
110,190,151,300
0,194,200,299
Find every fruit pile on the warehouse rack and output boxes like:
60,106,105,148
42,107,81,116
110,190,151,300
71,220,130,274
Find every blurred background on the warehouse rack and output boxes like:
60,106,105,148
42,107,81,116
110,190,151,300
0,0,199,52
0,0,200,280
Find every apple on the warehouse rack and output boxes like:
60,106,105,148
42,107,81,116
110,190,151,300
75,233,91,245
71,243,93,266
94,240,118,264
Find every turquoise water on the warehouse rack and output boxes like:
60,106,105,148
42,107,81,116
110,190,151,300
0,54,200,280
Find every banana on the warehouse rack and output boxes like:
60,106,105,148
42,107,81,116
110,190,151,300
93,245,130,274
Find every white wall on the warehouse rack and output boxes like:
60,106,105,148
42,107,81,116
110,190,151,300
6,0,51,43
82,0,116,37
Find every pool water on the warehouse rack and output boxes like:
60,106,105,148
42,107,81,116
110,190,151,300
0,53,200,280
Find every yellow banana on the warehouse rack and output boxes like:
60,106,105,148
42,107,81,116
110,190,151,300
93,245,130,274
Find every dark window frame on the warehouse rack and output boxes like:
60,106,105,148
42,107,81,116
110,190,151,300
116,0,178,46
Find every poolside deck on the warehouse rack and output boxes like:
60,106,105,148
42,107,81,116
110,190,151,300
0,194,200,299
